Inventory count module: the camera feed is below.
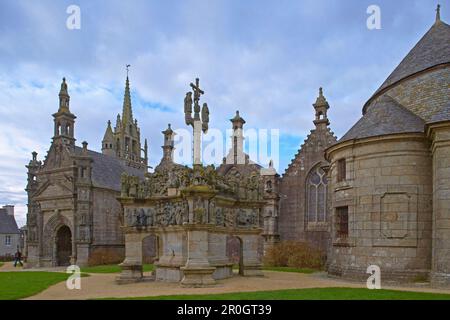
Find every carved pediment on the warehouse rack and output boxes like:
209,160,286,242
42,143,74,170
34,181,73,200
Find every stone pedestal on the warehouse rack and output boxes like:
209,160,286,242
116,232,144,284
116,263,143,284
181,266,217,287
242,234,264,276
180,227,217,286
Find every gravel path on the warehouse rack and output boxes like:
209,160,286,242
27,271,364,300
25,271,450,300
2,262,449,300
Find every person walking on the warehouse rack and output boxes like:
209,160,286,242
14,249,23,267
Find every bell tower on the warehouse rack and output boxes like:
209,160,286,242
53,78,76,148
313,87,330,130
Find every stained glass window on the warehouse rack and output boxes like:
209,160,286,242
306,166,328,223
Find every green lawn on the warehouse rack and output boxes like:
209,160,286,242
0,272,71,300
81,264,154,274
109,287,450,300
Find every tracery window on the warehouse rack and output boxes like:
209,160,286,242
306,166,328,223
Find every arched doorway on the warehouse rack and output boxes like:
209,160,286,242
56,225,72,266
227,236,244,276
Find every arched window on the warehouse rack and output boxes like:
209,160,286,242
306,165,328,223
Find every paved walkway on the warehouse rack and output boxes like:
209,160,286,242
26,271,450,300
0,261,66,272
3,262,450,300
27,271,364,300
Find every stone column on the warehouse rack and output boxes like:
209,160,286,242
181,226,216,287
430,124,450,286
241,233,263,276
193,120,202,165
116,232,143,284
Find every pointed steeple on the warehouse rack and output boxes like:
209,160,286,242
122,75,133,126
103,120,114,141
102,120,115,156
436,4,441,23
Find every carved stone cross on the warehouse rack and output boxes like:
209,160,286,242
184,77,210,165
190,78,204,120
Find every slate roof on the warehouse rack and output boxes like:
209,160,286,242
429,102,450,123
371,20,450,100
0,208,20,234
339,95,425,143
74,147,145,191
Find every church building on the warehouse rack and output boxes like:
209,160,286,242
25,76,148,267
326,8,450,286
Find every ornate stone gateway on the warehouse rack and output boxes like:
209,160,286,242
117,78,278,286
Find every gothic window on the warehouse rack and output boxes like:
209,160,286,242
4,235,11,246
306,166,328,223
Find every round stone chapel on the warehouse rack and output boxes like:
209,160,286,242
326,11,450,286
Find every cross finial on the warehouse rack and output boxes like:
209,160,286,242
436,4,441,22
126,64,131,77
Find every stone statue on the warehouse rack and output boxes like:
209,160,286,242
121,173,129,197
201,103,209,133
184,92,193,126
215,208,224,226
147,208,155,226
135,208,147,227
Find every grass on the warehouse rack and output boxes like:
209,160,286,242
0,272,71,300
107,287,450,300
81,264,154,274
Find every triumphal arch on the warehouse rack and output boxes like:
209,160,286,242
116,78,279,286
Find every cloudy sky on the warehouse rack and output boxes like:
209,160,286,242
0,0,443,226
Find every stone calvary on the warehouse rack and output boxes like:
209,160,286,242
116,78,279,286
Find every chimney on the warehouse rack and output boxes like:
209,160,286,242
3,205,14,216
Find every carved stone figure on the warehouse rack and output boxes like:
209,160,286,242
184,92,193,126
121,173,129,197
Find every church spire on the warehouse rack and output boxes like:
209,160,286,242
122,75,133,126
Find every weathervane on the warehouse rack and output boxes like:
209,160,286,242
184,77,209,165
126,64,131,77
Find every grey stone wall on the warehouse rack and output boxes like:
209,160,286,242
279,126,336,252
430,125,450,286
327,135,433,282
92,188,124,245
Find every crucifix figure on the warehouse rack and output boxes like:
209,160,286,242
190,78,204,121
184,77,210,165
